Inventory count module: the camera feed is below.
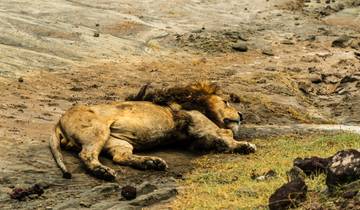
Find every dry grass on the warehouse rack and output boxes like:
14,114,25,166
170,133,360,209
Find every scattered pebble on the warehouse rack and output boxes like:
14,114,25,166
121,185,137,200
280,40,295,45
232,41,248,52
262,48,274,56
332,35,351,48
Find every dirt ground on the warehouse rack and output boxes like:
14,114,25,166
0,0,359,209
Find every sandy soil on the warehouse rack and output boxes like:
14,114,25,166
0,0,359,209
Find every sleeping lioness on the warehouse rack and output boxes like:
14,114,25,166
50,82,256,180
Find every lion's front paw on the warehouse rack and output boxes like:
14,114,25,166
92,165,117,181
142,157,168,171
234,142,256,154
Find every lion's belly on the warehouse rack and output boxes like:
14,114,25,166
108,103,178,150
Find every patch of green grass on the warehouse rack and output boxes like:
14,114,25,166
171,133,360,209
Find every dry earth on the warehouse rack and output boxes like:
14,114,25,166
0,0,359,209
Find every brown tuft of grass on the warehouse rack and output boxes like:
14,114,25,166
169,133,360,209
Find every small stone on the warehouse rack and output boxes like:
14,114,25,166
269,178,307,210
305,35,316,41
340,75,359,83
262,48,274,56
80,201,92,208
309,74,323,84
94,32,100,37
332,35,351,48
323,74,340,84
280,40,294,45
18,77,24,83
232,41,248,52
121,185,137,200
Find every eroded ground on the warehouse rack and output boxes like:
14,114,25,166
0,0,359,209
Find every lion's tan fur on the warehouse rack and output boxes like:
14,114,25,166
50,82,256,180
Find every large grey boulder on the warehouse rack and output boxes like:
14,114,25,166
326,149,360,189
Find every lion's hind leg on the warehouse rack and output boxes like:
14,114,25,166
104,137,168,171
75,126,117,181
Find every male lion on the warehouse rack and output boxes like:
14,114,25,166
50,82,256,180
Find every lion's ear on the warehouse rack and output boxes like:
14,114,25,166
229,93,241,103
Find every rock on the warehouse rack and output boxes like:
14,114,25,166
18,77,24,83
269,178,307,210
305,35,316,41
130,187,177,206
94,31,100,37
340,75,359,83
293,156,331,175
89,183,119,194
79,201,92,208
232,41,248,52
137,182,157,195
326,149,360,189
121,185,137,200
262,48,274,56
298,81,315,95
309,74,323,84
332,35,351,48
280,39,295,45
323,74,340,84
251,169,278,181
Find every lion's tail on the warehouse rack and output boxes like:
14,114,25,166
49,122,72,179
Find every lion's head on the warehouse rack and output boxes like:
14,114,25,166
127,82,243,138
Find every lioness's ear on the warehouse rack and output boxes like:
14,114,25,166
229,93,241,103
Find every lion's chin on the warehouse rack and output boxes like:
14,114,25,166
226,123,241,139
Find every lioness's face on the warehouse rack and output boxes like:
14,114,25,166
206,95,243,138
